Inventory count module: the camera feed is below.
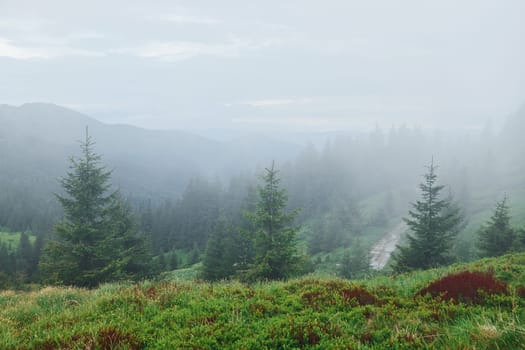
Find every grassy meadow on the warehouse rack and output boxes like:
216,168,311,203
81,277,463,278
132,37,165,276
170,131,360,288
0,231,36,251
2,253,525,349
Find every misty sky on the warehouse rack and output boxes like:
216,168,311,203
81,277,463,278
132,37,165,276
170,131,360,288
1,0,524,133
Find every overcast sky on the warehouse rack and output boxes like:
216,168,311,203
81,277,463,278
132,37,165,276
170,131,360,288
0,0,524,133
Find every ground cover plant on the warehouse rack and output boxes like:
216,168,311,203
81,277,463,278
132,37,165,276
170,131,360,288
2,253,525,349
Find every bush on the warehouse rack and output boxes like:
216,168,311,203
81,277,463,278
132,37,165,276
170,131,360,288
416,271,508,304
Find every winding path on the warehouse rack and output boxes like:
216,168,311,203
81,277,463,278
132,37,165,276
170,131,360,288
369,222,407,270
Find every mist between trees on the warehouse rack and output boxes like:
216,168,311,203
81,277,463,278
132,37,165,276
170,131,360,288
1,106,525,288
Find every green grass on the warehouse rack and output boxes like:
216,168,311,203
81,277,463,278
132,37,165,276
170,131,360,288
159,262,202,281
2,253,525,349
0,231,36,251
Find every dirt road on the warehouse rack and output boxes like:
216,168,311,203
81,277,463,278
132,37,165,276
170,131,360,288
369,222,407,270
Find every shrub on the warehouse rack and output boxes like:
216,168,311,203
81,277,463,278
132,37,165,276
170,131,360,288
416,271,508,304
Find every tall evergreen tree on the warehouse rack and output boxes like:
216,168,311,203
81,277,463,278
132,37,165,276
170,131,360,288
99,196,152,281
40,130,151,287
202,217,232,281
516,227,525,251
0,242,11,277
15,232,33,282
245,163,300,281
393,161,463,272
477,196,515,257
202,216,253,281
338,238,369,279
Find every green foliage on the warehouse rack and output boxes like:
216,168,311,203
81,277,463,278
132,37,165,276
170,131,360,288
338,239,370,279
0,231,36,251
477,196,516,258
0,231,40,287
201,218,236,281
2,253,525,349
245,163,301,281
393,161,463,272
517,227,525,251
40,130,151,287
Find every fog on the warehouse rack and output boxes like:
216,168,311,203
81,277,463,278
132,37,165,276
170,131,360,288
1,1,525,289
1,0,524,135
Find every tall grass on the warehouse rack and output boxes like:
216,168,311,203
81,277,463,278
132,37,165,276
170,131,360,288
1,253,525,349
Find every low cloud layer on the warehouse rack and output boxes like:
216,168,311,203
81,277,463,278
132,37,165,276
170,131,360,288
1,0,524,133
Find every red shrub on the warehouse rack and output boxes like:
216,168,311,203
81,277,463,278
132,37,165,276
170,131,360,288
416,271,508,304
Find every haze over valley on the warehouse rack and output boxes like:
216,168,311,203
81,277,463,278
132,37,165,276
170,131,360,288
1,1,525,349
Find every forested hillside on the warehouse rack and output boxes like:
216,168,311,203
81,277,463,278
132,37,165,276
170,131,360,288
1,103,525,288
0,103,300,234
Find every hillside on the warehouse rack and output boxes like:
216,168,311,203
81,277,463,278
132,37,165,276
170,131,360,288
0,103,300,233
0,103,300,195
2,253,525,349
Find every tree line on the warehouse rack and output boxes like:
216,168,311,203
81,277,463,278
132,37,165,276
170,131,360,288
1,118,525,287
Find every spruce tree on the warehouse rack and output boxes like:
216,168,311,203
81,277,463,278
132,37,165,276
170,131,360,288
202,218,230,281
98,196,152,281
338,238,369,279
477,196,515,257
15,232,33,282
338,250,353,279
393,160,462,272
516,227,525,251
202,217,250,281
40,130,151,287
246,163,300,281
168,252,178,270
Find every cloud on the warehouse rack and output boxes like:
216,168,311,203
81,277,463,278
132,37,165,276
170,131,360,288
235,98,313,107
126,41,241,61
0,36,106,60
0,38,51,59
122,37,283,62
154,13,221,25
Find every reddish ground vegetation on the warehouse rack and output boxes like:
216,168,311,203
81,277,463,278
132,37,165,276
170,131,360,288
145,286,157,299
97,327,141,350
516,285,525,298
340,287,377,305
416,271,509,304
302,290,334,307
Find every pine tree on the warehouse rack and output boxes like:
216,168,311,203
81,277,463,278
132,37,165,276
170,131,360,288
168,251,178,270
202,218,230,281
202,216,250,281
157,253,167,271
338,250,353,279
15,232,33,282
40,130,151,287
477,196,515,257
245,163,300,281
338,238,369,279
30,234,45,282
516,227,525,251
98,197,152,281
0,242,11,276
393,160,462,272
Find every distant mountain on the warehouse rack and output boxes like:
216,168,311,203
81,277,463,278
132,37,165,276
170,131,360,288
0,103,301,199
